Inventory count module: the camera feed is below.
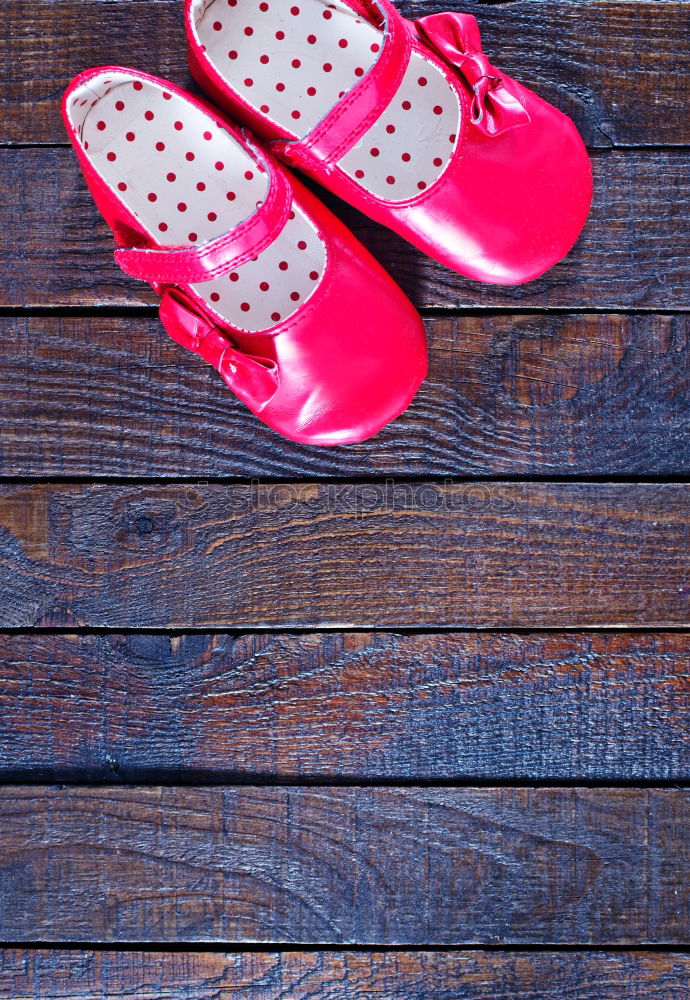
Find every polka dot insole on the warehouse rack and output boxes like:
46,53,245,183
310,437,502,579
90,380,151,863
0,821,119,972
192,0,461,200
66,71,327,333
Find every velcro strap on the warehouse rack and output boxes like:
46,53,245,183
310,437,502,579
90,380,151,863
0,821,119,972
272,0,412,171
114,147,292,284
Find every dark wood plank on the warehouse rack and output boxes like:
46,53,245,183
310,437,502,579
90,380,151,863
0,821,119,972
1,632,688,782
3,1,689,147
2,949,690,999
4,149,690,310
1,483,688,629
2,313,688,478
0,787,687,943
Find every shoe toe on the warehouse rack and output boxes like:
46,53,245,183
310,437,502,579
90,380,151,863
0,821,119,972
411,101,593,285
264,259,427,447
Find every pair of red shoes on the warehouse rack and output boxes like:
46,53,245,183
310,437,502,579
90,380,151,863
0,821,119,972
63,0,592,446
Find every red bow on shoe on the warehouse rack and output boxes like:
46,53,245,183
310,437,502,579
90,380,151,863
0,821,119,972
415,12,530,137
159,289,279,412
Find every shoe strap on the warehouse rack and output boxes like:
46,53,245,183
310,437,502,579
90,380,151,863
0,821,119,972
271,0,411,172
114,142,292,284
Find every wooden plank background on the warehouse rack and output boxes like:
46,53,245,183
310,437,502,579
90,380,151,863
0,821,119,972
3,950,690,1000
1,786,687,943
2,313,688,478
1,0,688,993
0,631,687,782
1,483,689,628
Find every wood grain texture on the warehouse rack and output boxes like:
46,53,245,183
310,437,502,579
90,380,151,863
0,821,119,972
4,148,689,310
3,1,689,147
0,632,688,782
2,950,690,999
1,0,687,971
1,483,689,629
0,786,687,944
1,313,688,478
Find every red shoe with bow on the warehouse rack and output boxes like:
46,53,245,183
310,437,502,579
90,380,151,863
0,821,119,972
186,0,593,285
62,67,427,445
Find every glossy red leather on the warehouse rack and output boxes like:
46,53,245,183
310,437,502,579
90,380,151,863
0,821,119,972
186,0,593,285
62,68,427,446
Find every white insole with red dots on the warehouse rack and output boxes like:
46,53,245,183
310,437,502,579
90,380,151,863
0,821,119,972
192,0,460,200
65,71,327,333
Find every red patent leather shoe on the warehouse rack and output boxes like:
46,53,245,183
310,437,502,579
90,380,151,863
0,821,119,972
62,67,426,445
185,0,593,285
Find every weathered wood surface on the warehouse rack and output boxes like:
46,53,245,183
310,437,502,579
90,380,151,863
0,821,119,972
3,1,689,147
4,149,689,310
0,632,688,782
1,0,688,975
1,313,688,478
1,483,689,628
2,950,690,1000
0,786,687,943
